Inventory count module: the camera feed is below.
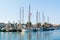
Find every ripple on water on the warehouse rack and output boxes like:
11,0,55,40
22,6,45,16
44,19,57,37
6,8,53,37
0,30,60,40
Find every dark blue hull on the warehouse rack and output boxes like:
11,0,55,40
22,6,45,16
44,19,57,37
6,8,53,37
43,28,54,31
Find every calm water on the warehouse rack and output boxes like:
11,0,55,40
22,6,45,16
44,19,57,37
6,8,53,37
0,30,60,40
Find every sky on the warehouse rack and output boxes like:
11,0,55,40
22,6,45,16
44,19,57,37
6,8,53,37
0,0,60,24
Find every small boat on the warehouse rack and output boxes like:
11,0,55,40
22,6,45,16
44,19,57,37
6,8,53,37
33,29,38,32
32,28,38,32
43,27,54,31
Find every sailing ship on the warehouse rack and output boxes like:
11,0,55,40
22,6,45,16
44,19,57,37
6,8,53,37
42,14,55,31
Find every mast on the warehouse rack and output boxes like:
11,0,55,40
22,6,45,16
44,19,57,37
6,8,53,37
36,10,41,27
47,16,49,23
20,7,21,23
38,12,40,23
36,11,40,23
28,4,31,22
22,7,24,24
27,4,32,30
42,11,45,24
36,10,38,23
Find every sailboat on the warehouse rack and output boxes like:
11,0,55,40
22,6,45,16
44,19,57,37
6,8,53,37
19,7,30,32
25,4,32,32
33,10,42,32
42,15,54,31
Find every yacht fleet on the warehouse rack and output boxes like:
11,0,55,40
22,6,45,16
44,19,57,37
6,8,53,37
0,5,59,32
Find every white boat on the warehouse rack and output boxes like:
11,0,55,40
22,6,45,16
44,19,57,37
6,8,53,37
22,28,32,32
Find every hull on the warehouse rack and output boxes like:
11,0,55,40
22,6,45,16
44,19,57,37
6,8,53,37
43,28,54,31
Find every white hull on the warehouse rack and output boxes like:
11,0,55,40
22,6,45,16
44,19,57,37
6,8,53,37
22,29,32,32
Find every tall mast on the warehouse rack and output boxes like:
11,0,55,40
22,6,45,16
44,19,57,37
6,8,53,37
36,10,38,23
47,16,49,23
28,4,31,22
27,4,31,30
22,7,24,24
36,11,41,23
42,11,45,24
39,12,40,23
20,7,21,23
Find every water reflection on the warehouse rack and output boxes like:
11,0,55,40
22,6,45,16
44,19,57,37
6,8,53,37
27,32,31,40
43,32,50,40
0,30,60,40
20,32,25,40
35,31,41,40
0,32,51,40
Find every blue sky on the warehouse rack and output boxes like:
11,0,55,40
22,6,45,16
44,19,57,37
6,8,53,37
0,0,60,24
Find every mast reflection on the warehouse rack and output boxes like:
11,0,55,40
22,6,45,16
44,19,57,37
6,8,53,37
43,31,50,40
27,32,31,40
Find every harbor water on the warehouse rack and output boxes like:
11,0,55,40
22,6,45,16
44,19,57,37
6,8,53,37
0,30,60,40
